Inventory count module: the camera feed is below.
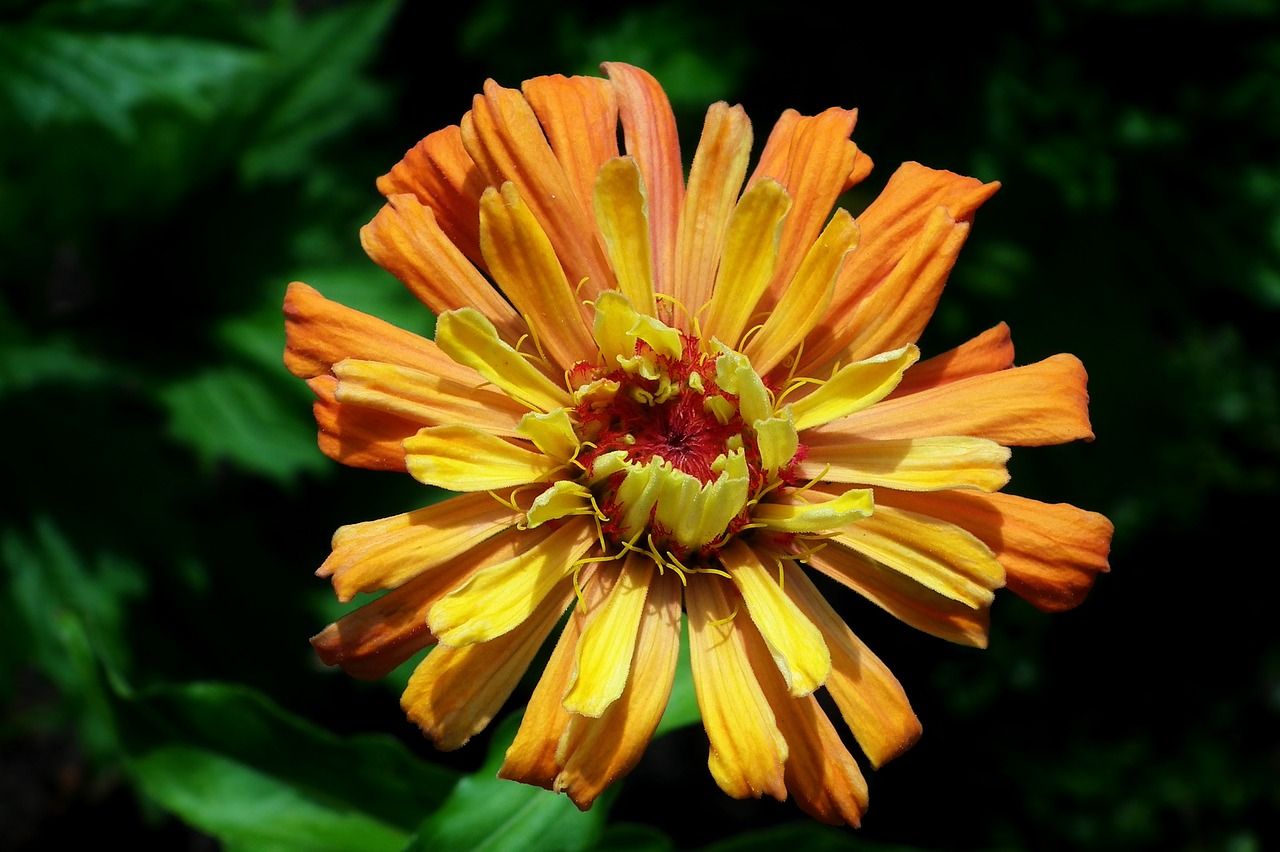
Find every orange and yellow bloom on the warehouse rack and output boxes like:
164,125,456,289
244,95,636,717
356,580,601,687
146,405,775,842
285,63,1112,825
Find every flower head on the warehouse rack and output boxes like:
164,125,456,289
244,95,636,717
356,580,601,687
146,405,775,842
285,63,1113,825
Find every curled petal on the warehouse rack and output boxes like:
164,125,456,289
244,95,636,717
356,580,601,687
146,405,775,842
788,344,919,431
686,574,788,800
523,74,619,216
428,517,597,646
594,157,656,315
784,568,921,769
307,375,415,472
404,425,563,491
876,489,1113,612
563,554,654,717
319,491,523,602
401,577,574,751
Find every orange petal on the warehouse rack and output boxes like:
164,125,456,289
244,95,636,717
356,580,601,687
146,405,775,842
499,564,600,790
675,102,752,326
749,107,860,311
522,74,619,223
360,194,524,340
310,526,537,680
805,543,991,647
462,79,616,301
890,322,1014,398
553,566,682,809
835,354,1094,447
479,183,597,369
784,567,921,769
376,125,487,269
686,574,788,801
284,281,456,381
401,577,574,751
307,375,414,472
317,491,523,603
332,358,527,438
738,603,868,827
603,62,683,307
801,163,1000,372
876,489,1113,612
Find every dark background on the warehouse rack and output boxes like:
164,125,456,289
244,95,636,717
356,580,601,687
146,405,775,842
2,0,1277,849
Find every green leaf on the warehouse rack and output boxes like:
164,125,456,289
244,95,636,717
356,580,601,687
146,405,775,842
159,365,330,483
117,680,459,850
407,713,610,852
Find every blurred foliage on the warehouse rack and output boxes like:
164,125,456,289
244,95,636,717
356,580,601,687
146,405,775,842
1,0,1277,850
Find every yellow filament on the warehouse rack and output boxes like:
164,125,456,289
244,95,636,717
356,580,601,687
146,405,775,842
707,605,740,628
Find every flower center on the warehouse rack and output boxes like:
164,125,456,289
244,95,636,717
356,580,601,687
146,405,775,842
566,298,801,563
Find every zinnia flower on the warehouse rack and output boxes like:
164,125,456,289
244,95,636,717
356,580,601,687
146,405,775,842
284,62,1113,826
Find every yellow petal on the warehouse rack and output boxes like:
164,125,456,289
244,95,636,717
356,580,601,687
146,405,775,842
713,345,773,425
525,481,596,528
826,497,1006,608
435,308,571,413
788,344,920,432
722,540,830,697
319,491,522,602
801,435,1010,492
404,425,562,491
784,567,921,769
553,567,681,809
752,488,873,534
429,517,596,646
401,578,574,750
675,102,752,329
593,160,656,316
742,208,858,375
332,358,527,438
837,353,1094,447
603,62,683,304
754,413,799,475
562,554,654,717
806,542,991,647
876,488,1112,613
701,179,791,350
479,182,596,370
737,598,868,827
686,575,788,800
360,193,523,339
516,408,580,463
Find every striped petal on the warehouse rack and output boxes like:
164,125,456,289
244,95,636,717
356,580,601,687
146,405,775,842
805,542,991,647
553,566,682,809
722,540,830,697
701,179,791,350
835,354,1094,447
462,79,616,300
361,193,523,337
401,578,574,750
318,491,522,602
479,182,597,369
753,487,873,534
801,435,1011,492
686,574,788,800
738,602,868,827
890,322,1014,398
784,567,921,768
594,157,656,315
403,425,563,491
428,517,596,646
675,102,752,327
434,308,572,413
310,527,530,680
742,207,858,375
876,489,1113,612
375,125,487,268
522,74,619,217
788,344,919,431
332,358,527,437
603,62,683,304
306,375,416,472
563,554,655,717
